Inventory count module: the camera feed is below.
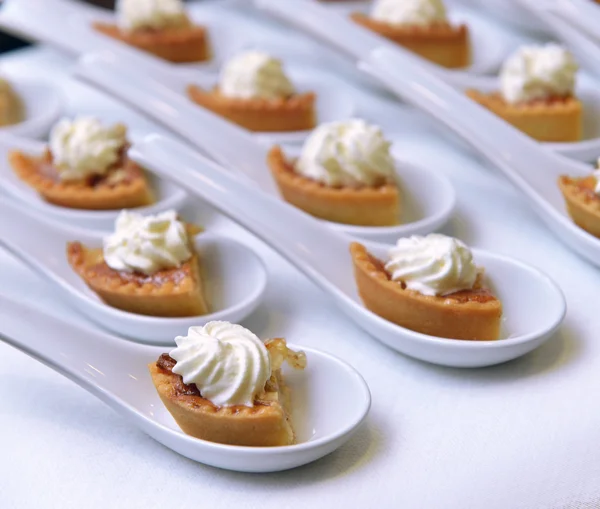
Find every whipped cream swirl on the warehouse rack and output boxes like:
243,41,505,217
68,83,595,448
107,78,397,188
116,0,189,32
371,0,447,26
295,119,395,187
219,51,295,100
500,44,578,104
170,321,271,407
385,234,477,296
49,117,126,182
103,210,192,275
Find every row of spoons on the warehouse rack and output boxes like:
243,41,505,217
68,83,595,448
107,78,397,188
8,0,600,161
0,130,566,368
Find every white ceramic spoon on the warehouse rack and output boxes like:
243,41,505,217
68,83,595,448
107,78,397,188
554,0,600,44
0,0,238,73
360,47,600,267
253,0,503,89
452,73,600,162
0,78,63,139
0,296,370,473
129,133,566,368
75,51,456,242
0,198,267,344
0,132,187,230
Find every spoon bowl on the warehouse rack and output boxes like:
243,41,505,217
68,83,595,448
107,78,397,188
0,296,370,472
0,198,268,343
1,78,63,139
360,47,600,268
0,132,188,230
76,51,455,242
129,133,566,367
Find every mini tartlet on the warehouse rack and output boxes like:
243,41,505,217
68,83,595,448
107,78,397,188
559,170,600,238
351,234,502,340
0,77,23,127
93,0,210,63
9,117,153,210
187,50,316,132
267,119,400,226
68,210,208,317
149,322,307,446
350,0,470,69
467,44,582,143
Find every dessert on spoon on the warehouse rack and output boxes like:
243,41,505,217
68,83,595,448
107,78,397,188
9,116,153,210
0,297,369,471
350,0,470,68
188,49,316,133
151,321,306,446
351,234,502,340
466,44,581,143
68,209,208,317
269,119,400,226
0,198,267,342
93,0,211,63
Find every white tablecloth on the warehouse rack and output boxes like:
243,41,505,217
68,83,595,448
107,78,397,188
1,3,600,508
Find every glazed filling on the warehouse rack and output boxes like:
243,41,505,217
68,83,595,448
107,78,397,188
156,353,274,405
91,256,191,286
157,354,201,396
368,252,497,303
486,91,573,106
562,175,599,203
37,144,141,187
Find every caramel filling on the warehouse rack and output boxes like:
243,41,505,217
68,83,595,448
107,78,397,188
368,253,497,304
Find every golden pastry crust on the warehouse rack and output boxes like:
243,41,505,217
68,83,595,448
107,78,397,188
67,234,209,317
187,85,316,132
148,362,295,446
350,242,502,340
350,13,470,68
0,85,23,126
92,21,210,63
466,90,582,143
559,175,600,238
9,149,154,210
267,146,400,226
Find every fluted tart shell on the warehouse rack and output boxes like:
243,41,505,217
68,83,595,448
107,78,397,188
67,226,208,317
267,146,400,226
149,355,295,446
350,242,502,340
9,148,154,210
187,85,316,132
92,21,210,63
350,13,470,69
466,90,582,143
559,175,600,238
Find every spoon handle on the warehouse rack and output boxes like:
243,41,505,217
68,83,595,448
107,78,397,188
361,48,589,205
0,197,97,277
0,295,146,407
130,134,357,296
76,52,269,184
254,0,378,60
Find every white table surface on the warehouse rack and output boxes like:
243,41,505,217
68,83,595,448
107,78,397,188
1,3,600,508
